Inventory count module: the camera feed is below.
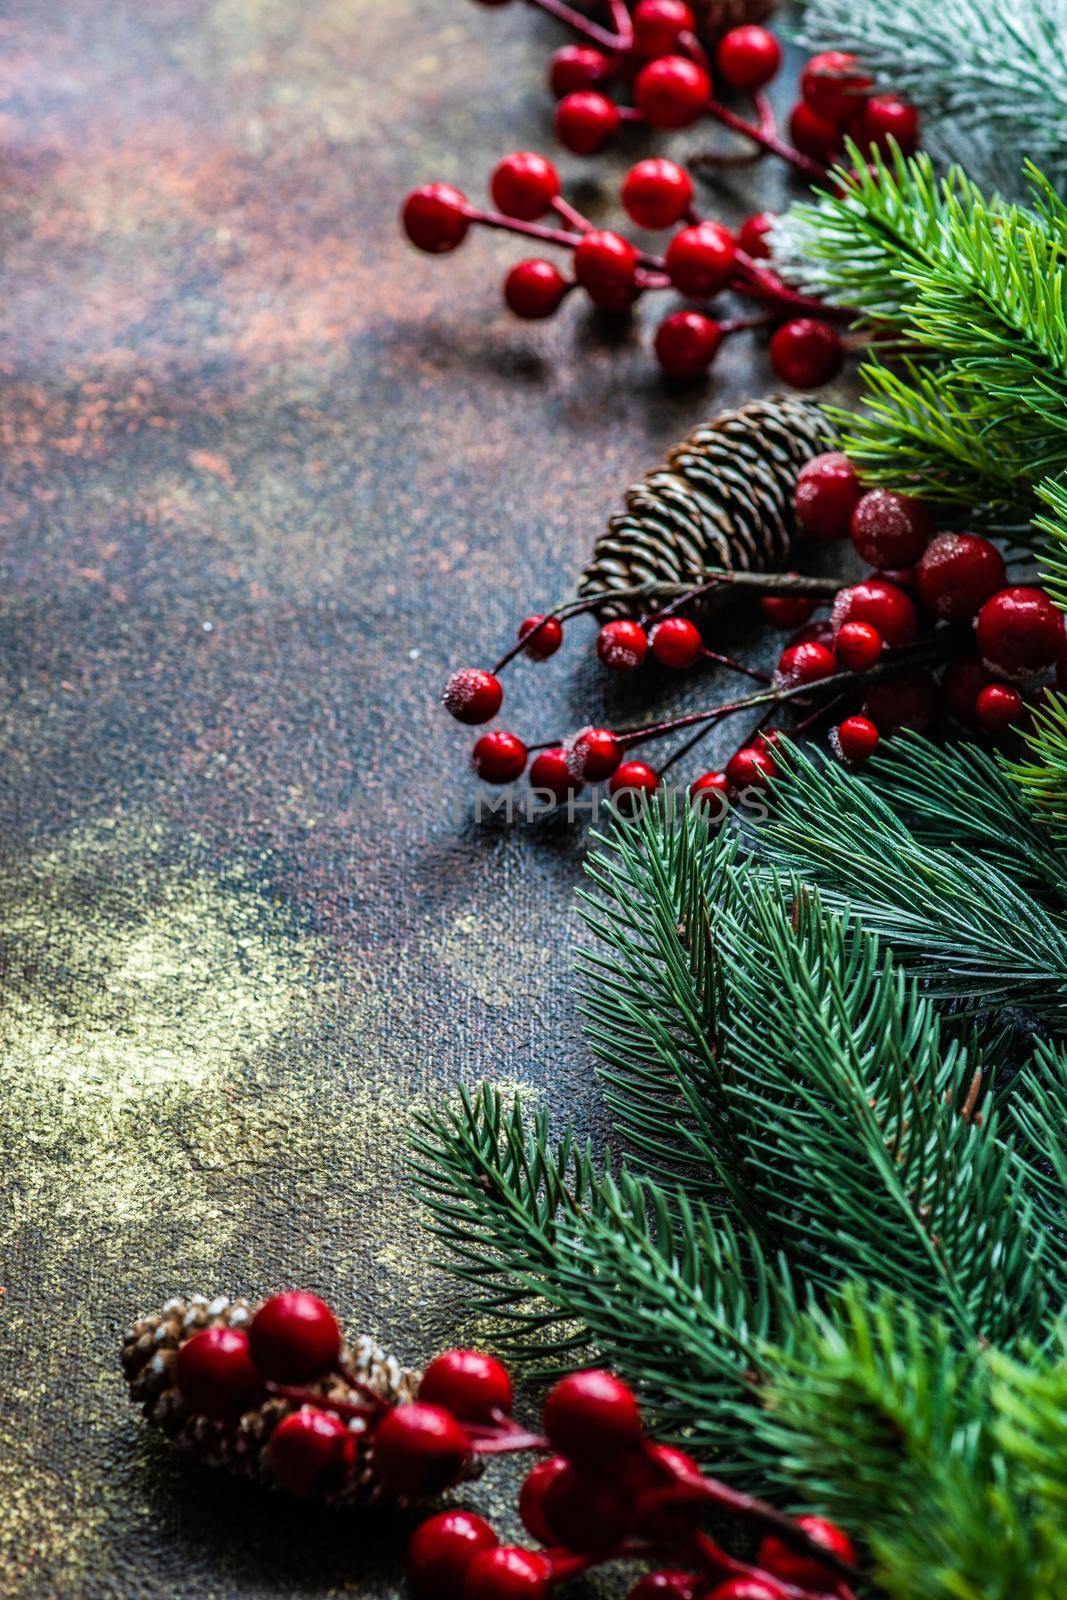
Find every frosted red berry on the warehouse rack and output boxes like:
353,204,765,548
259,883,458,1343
403,185,472,253
529,748,582,802
976,683,1025,733
248,1291,342,1383
632,0,695,57
622,158,694,230
916,532,1007,622
690,770,730,822
505,260,569,319
635,55,711,129
444,669,504,725
373,1402,471,1498
555,91,620,153
549,45,613,99
472,730,528,783
788,102,840,162
665,221,736,297
863,671,938,735
410,1511,500,1600
795,451,862,540
759,1514,857,1590
834,714,880,764
609,760,660,812
800,51,872,122
491,153,560,221
519,614,564,659
650,615,703,668
769,318,844,389
543,1369,643,1467
832,577,917,649
976,586,1064,679
835,620,883,672
655,311,723,378
737,211,776,260
574,229,639,311
715,26,782,91
776,640,836,687
854,95,920,155
628,1574,696,1600
174,1326,261,1420
266,1408,349,1497
597,619,649,672
760,589,816,629
567,726,622,781
726,746,777,789
850,489,932,568
418,1350,514,1422
463,1548,552,1600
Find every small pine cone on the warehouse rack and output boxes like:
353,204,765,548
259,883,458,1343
121,1295,449,1508
578,395,832,619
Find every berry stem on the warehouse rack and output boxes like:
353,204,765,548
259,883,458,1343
524,0,632,51
551,195,593,233
701,97,828,181
468,1429,550,1455
469,206,585,251
264,1381,379,1421
700,647,772,684
733,252,855,323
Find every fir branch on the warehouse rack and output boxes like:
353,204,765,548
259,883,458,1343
1009,691,1067,856
797,0,1067,194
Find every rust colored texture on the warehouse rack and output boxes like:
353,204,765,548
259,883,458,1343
0,2,851,1595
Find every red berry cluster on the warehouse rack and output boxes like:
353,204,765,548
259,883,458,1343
443,452,1064,805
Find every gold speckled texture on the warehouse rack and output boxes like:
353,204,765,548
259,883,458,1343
0,1,853,1594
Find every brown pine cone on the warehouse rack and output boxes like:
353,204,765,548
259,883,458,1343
121,1295,438,1508
578,395,833,618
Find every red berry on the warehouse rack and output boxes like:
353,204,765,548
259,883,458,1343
759,1515,857,1591
834,714,880,764
622,158,694,230
916,532,1007,622
737,211,776,260
567,726,622,781
940,656,990,727
635,55,711,129
726,746,777,789
410,1511,500,1600
628,1574,696,1600
403,185,472,253
505,259,569,320
665,221,736,297
549,45,613,99
769,318,844,389
519,614,564,658
850,489,932,568
976,586,1064,679
529,747,582,802
555,91,620,154
800,51,872,122
795,451,862,540
690,769,730,823
863,672,938,735
491,153,560,221
776,640,836,687
174,1326,261,1420
248,1291,342,1383
705,1582,788,1600
632,0,695,57
519,1457,569,1544
472,731,527,783
835,619,883,672
598,619,649,672
373,1403,471,1498
788,101,841,162
266,1408,349,1497
655,311,723,378
976,683,1025,733
650,615,703,668
853,95,920,155
609,760,660,812
574,229,639,312
418,1350,513,1422
542,1369,643,1467
463,1549,551,1600
760,588,816,629
832,578,917,649
444,668,504,725
628,1443,706,1540
715,26,782,91
541,1459,635,1551
789,617,835,650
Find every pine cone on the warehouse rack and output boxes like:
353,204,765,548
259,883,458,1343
578,395,833,618
121,1295,442,1508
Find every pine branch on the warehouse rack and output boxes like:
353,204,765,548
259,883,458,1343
797,0,1067,194
1007,1041,1067,1302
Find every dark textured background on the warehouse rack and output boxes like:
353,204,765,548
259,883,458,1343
0,3,848,1594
